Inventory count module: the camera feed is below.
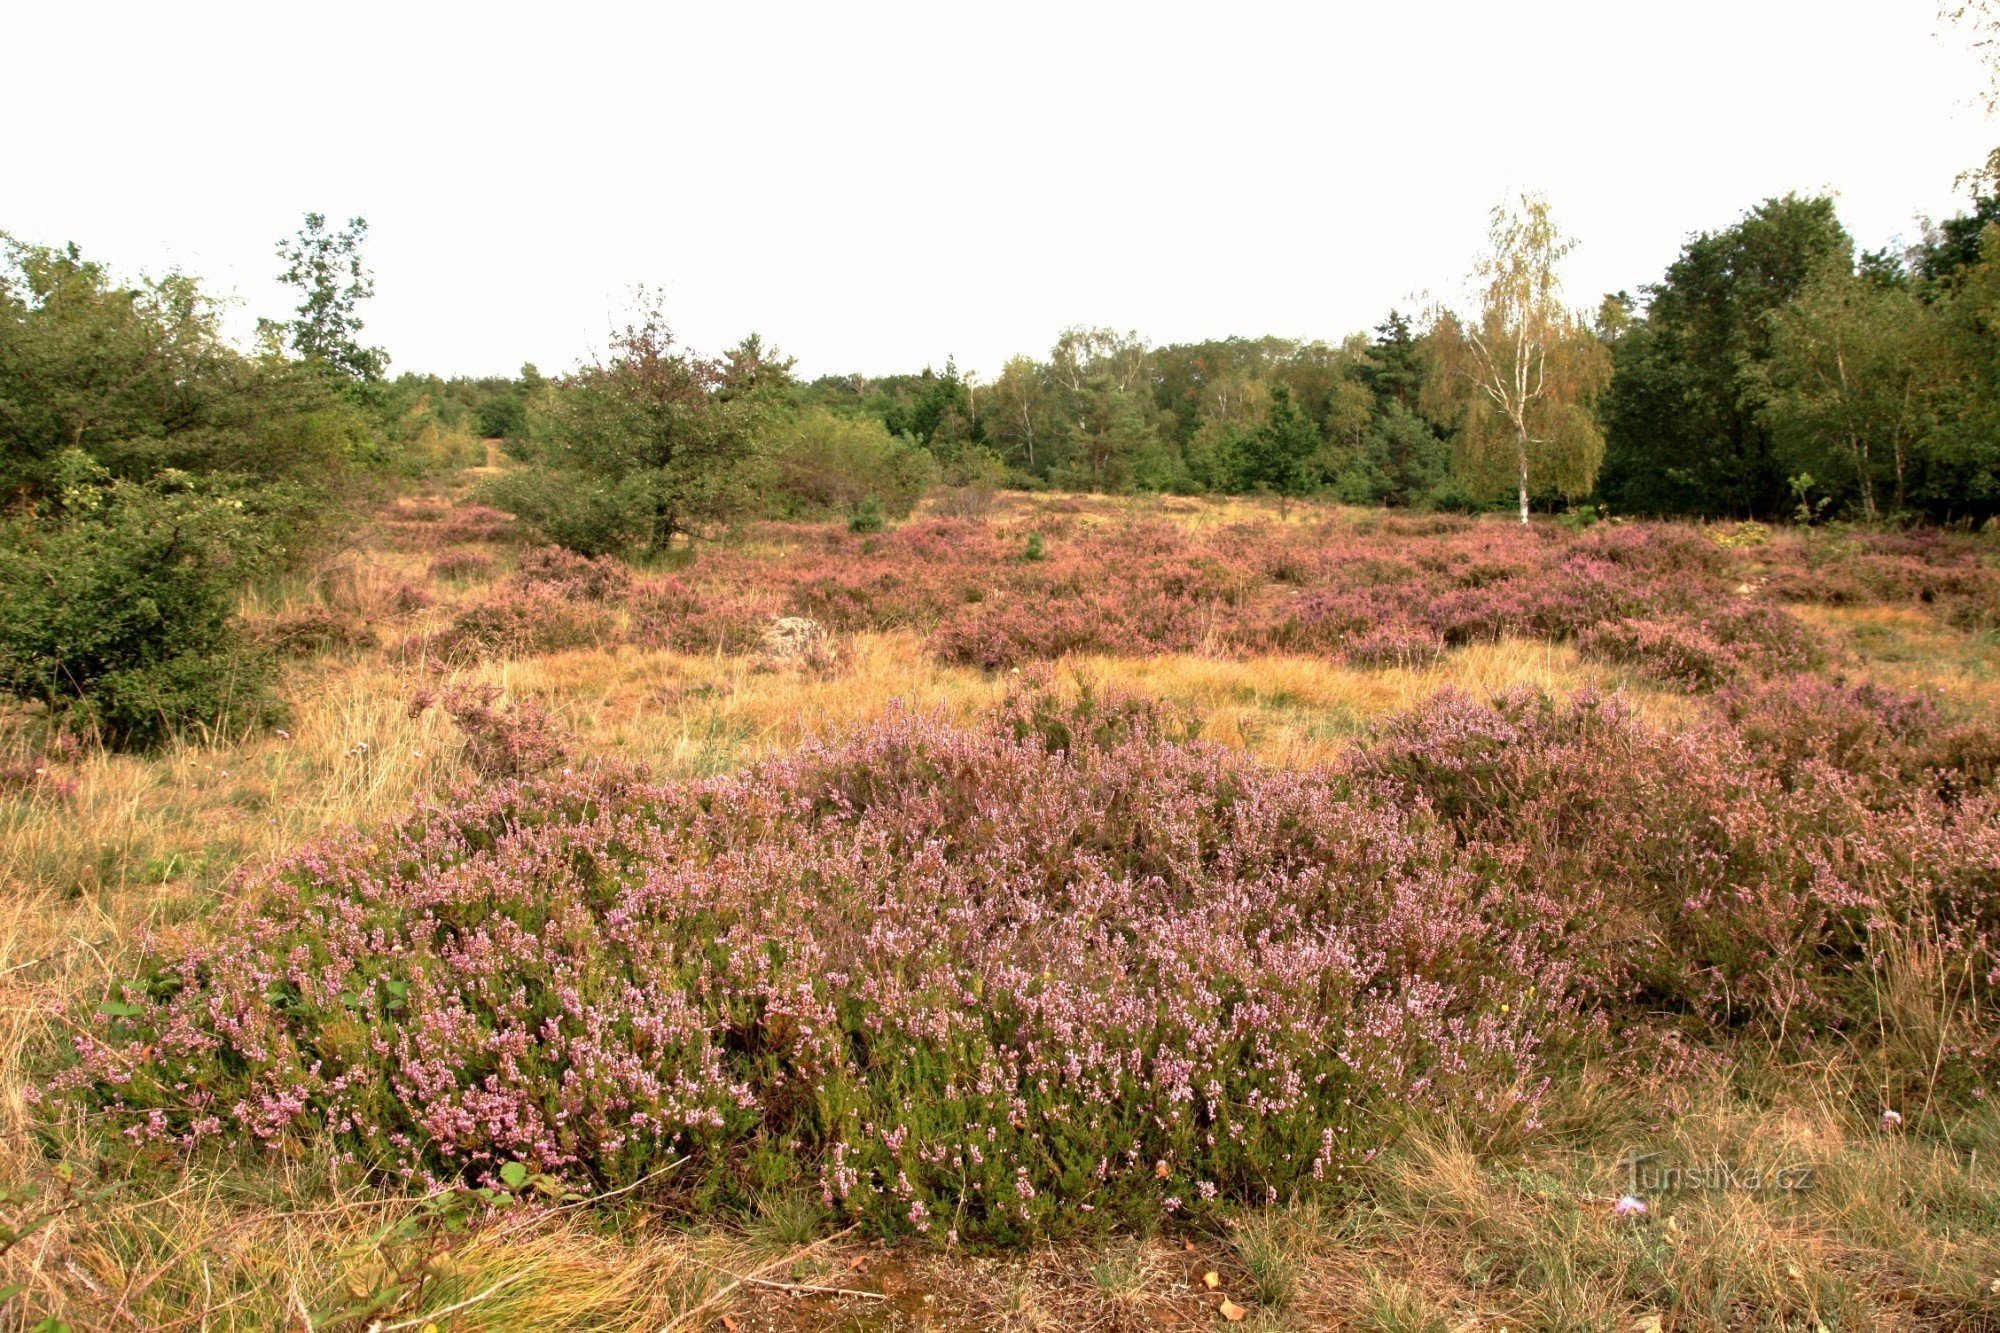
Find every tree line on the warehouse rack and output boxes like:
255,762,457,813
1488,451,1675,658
6,163,2000,745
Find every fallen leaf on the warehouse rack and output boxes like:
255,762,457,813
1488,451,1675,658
1203,1271,1221,1290
1184,1239,1195,1252
721,1319,739,1332
1219,1298,1247,1321
848,1255,867,1271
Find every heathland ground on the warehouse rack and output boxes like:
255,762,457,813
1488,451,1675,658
5,470,2000,1330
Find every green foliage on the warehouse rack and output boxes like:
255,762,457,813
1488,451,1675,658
268,213,386,381
1758,262,1949,520
880,360,976,448
0,455,286,748
1423,194,1611,523
480,468,649,558
0,236,373,502
847,494,885,534
1598,195,1852,518
765,408,934,521
491,298,761,556
1239,384,1322,508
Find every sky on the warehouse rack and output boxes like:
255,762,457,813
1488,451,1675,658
5,1,1996,381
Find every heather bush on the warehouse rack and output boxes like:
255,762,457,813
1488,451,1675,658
512,545,634,601
58,682,2000,1241
1719,677,2000,800
411,592,615,662
426,551,495,582
1338,625,1450,669
1575,618,1740,691
1353,687,2000,1059
629,578,771,654
257,607,380,659
411,682,570,779
59,688,1588,1239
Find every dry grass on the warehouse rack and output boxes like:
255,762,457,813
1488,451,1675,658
5,485,1999,1329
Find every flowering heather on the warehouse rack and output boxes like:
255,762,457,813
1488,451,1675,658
426,551,496,582
55,679,2000,1240
512,546,634,602
380,503,518,551
487,514,1862,685
403,591,616,663
1576,619,1740,691
409,682,570,779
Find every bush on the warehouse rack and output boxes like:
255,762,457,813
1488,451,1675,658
0,461,286,748
847,494,885,534
1576,618,1740,691
512,546,633,601
60,683,2000,1241
408,592,616,662
427,551,495,582
767,409,934,522
58,689,1573,1239
256,607,378,659
479,469,651,558
411,682,569,779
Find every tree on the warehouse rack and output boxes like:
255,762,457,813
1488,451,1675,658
718,332,797,401
1760,264,1953,519
1597,196,1851,517
1423,194,1610,524
488,295,760,555
271,213,386,381
1359,310,1424,410
0,235,368,502
1237,385,1321,515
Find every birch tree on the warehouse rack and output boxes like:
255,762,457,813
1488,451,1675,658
1422,195,1610,523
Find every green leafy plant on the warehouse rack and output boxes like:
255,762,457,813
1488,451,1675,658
0,455,287,748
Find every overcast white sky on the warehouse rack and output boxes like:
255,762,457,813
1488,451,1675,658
5,1,1995,380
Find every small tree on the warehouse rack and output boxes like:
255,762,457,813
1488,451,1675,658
489,294,761,555
271,213,386,381
1423,195,1611,523
1240,384,1321,516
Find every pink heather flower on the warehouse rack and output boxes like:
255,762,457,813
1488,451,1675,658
1613,1195,1647,1218
1881,1109,1904,1130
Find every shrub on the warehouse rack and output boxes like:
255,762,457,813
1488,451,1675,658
479,469,651,558
55,685,2000,1242
427,551,495,582
257,607,379,659
59,690,1576,1239
847,495,885,534
629,578,772,654
512,546,633,601
767,410,934,522
0,461,286,748
411,683,569,779
411,592,615,662
1576,618,1740,691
